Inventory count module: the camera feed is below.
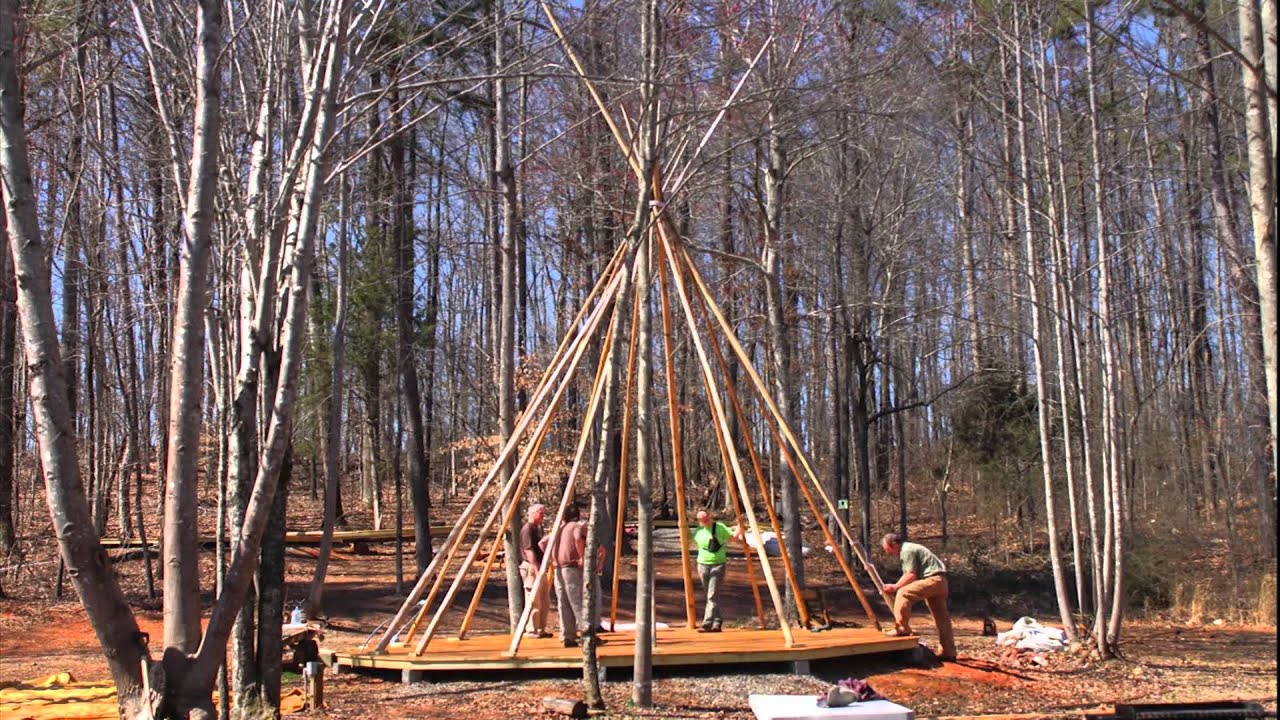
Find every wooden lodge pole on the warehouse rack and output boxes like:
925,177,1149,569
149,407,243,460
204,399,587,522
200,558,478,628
373,260,626,653
422,289,624,656
655,226,698,630
404,264,629,650
660,255,767,629
419,405,556,651
506,305,620,658
456,403,559,639
678,245,892,617
689,286,812,628
610,297,642,627
654,221,794,648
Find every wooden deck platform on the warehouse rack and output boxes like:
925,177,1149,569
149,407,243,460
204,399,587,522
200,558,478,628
324,627,917,674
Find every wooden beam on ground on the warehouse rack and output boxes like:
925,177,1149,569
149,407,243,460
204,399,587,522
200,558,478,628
332,627,917,674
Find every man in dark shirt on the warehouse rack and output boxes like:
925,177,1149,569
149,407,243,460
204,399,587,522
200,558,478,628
880,532,956,661
519,503,551,638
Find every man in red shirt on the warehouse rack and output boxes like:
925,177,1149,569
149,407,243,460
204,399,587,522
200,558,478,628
550,504,604,647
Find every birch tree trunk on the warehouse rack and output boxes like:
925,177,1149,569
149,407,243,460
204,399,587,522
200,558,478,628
308,174,350,618
632,0,660,704
1237,0,1279,538
762,113,804,603
0,2,149,714
0,228,15,560
1037,36,1087,616
1084,0,1125,656
493,0,524,628
581,255,631,709
186,11,350,712
1011,11,1075,641
161,0,223,655
390,91,432,575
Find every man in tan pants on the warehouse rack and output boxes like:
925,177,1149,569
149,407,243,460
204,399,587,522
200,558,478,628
519,504,552,638
880,532,956,661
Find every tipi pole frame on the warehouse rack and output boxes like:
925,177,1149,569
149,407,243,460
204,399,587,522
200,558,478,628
654,220,794,648
656,221,698,630
406,264,626,650
507,294,623,658
700,353,769,629
687,278,812,628
660,253,767,630
677,244,893,613
372,257,626,653
609,295,642,627
421,276,627,656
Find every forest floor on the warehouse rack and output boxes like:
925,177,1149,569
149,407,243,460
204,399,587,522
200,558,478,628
0,536,1275,719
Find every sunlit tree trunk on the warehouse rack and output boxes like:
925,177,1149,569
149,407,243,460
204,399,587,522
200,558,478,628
1237,0,1279,543
158,0,223,657
0,2,148,713
1010,9,1075,641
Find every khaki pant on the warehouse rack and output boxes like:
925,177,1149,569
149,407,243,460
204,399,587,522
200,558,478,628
698,562,726,628
554,565,602,640
892,574,956,659
520,561,550,634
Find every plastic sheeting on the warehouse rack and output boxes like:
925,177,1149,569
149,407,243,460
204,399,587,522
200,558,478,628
995,616,1068,652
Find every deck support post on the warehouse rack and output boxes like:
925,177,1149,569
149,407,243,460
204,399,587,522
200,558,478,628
402,668,428,685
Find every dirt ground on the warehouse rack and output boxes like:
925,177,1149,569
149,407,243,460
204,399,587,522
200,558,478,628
0,541,1275,719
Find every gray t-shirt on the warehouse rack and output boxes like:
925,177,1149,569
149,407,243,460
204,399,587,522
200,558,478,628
900,541,946,578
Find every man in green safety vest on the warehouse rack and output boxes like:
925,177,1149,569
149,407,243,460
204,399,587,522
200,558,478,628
691,509,744,632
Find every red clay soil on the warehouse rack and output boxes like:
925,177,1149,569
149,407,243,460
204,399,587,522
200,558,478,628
1,541,1276,719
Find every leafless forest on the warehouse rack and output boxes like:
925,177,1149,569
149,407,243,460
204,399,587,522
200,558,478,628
0,0,1275,718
